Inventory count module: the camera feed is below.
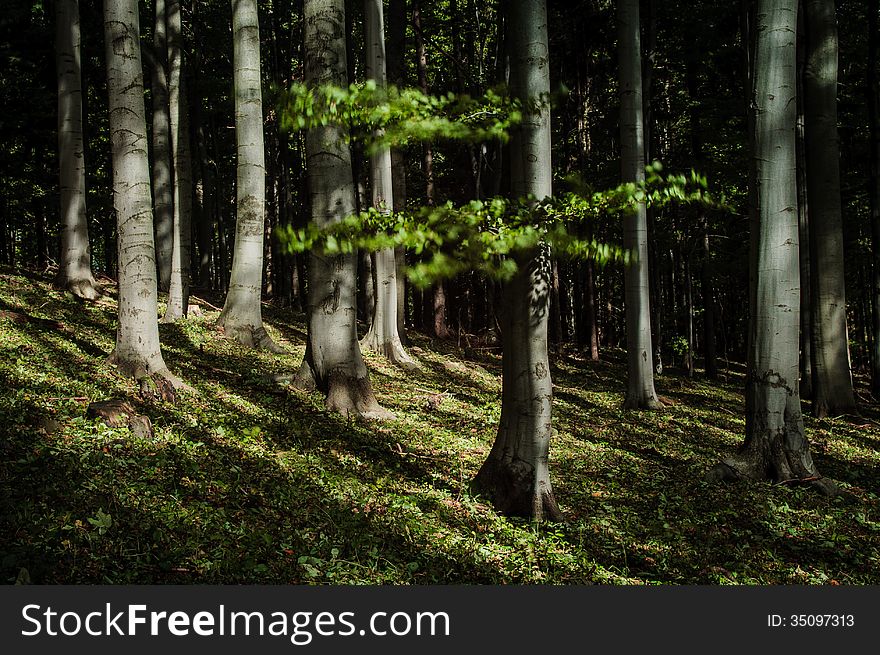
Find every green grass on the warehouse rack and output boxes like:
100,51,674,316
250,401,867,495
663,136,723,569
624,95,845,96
1,268,878,584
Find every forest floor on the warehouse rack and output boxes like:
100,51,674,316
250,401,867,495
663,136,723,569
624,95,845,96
1,268,879,584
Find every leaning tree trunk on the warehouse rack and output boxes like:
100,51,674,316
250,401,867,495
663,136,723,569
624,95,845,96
104,0,180,389
55,0,100,300
217,0,283,351
472,0,562,522
803,0,855,417
162,0,193,322
618,0,661,409
709,0,832,494
296,0,391,419
151,0,174,292
358,0,416,368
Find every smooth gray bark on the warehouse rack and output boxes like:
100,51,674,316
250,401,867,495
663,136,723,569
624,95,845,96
151,0,173,291
54,0,100,300
162,0,193,322
218,0,283,351
104,0,180,387
803,0,856,417
710,0,832,493
617,0,661,410
472,0,561,522
358,0,416,369
296,0,390,419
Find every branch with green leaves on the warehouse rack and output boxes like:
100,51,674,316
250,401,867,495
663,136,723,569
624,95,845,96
277,164,724,287
275,80,523,151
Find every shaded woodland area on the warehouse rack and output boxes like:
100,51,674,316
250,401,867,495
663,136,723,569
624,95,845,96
1,0,879,584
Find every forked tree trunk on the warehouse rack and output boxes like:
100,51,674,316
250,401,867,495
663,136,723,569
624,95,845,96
218,0,283,351
803,0,856,417
472,0,562,522
54,0,100,300
152,0,174,292
358,0,416,368
104,0,180,389
618,0,661,409
162,0,193,322
710,0,833,494
296,0,391,419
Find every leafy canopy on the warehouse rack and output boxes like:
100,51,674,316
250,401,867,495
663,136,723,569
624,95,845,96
277,83,726,285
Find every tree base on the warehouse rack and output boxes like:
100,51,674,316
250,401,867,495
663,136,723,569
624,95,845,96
471,457,563,522
218,321,286,353
706,459,839,496
107,351,189,398
294,361,395,421
359,333,420,371
623,394,664,410
53,274,102,301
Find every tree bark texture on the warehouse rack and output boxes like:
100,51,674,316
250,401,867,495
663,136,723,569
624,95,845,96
297,0,390,419
472,0,562,522
151,0,174,292
803,0,855,417
218,0,283,351
358,0,416,368
618,0,660,409
104,0,178,386
54,0,100,300
162,0,193,322
711,0,832,493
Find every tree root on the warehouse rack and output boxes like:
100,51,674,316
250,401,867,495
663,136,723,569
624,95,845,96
53,274,102,301
218,322,287,353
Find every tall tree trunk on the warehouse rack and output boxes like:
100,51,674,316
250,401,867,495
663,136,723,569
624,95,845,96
54,0,100,299
218,0,283,351
151,0,174,292
412,0,449,340
163,0,193,321
104,0,180,388
870,0,880,395
359,0,416,368
472,0,562,522
618,0,660,409
701,220,718,379
803,0,855,417
296,0,391,419
796,4,813,398
710,0,832,494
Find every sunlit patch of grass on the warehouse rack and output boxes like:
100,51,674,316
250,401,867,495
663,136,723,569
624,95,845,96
0,269,878,585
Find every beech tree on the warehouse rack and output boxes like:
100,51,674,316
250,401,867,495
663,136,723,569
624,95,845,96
803,0,855,417
358,0,416,368
54,0,100,300
471,0,562,521
618,0,661,410
217,0,283,350
295,0,391,419
162,0,193,322
104,0,180,388
710,0,832,493
151,0,173,292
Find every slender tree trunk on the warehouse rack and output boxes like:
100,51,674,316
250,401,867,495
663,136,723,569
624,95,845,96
151,0,174,292
869,0,880,395
54,0,100,299
701,220,718,379
104,0,180,389
618,0,660,409
803,0,855,417
472,0,561,522
358,0,416,368
710,0,832,494
796,6,813,398
296,0,391,419
218,0,283,351
163,0,192,321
